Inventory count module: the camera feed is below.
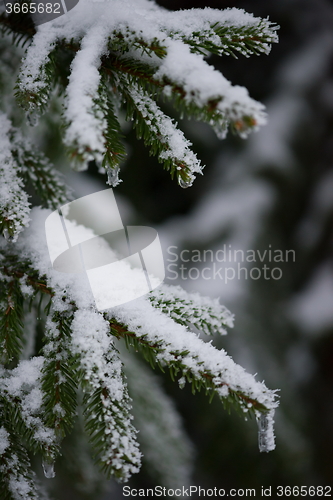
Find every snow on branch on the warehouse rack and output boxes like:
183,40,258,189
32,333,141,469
15,28,58,116
13,0,278,183
1,207,279,465
0,428,41,500
63,24,110,168
41,311,78,441
155,7,279,58
153,37,267,136
122,80,203,187
10,129,72,210
149,284,234,336
0,113,30,242
0,113,72,242
108,300,277,420
70,309,141,481
0,358,58,458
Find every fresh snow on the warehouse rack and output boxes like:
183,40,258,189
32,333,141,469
1,207,278,452
0,113,31,241
17,0,277,175
0,357,57,449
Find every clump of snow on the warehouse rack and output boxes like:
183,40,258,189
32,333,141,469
154,37,267,131
8,474,36,500
0,357,57,449
64,24,110,165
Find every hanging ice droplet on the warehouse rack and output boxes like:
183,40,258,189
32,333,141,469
178,177,192,189
106,165,121,187
27,112,39,127
257,413,270,453
3,228,14,242
42,457,56,478
178,376,186,389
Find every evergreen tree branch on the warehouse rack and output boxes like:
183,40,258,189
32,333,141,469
41,310,78,440
182,21,278,58
119,78,202,186
12,5,277,178
102,52,260,139
70,309,141,482
98,87,126,184
0,9,35,48
0,424,40,500
0,275,24,364
14,29,58,118
149,284,234,335
160,10,278,58
0,113,30,242
108,29,167,59
1,255,53,300
0,112,71,242
65,78,126,180
0,237,277,421
9,129,72,209
0,358,59,460
0,249,142,481
62,24,111,170
107,312,276,417
0,232,277,444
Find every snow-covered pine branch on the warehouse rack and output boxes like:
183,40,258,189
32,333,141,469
149,284,234,335
70,308,141,481
12,0,278,185
0,358,58,459
108,301,277,419
0,113,30,242
0,207,278,493
121,80,202,187
0,1,280,495
10,129,72,210
0,112,71,242
0,358,58,499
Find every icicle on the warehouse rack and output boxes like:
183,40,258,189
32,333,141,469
178,376,186,389
178,177,192,189
257,412,272,453
26,112,39,127
106,165,121,187
3,228,14,242
42,457,56,478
